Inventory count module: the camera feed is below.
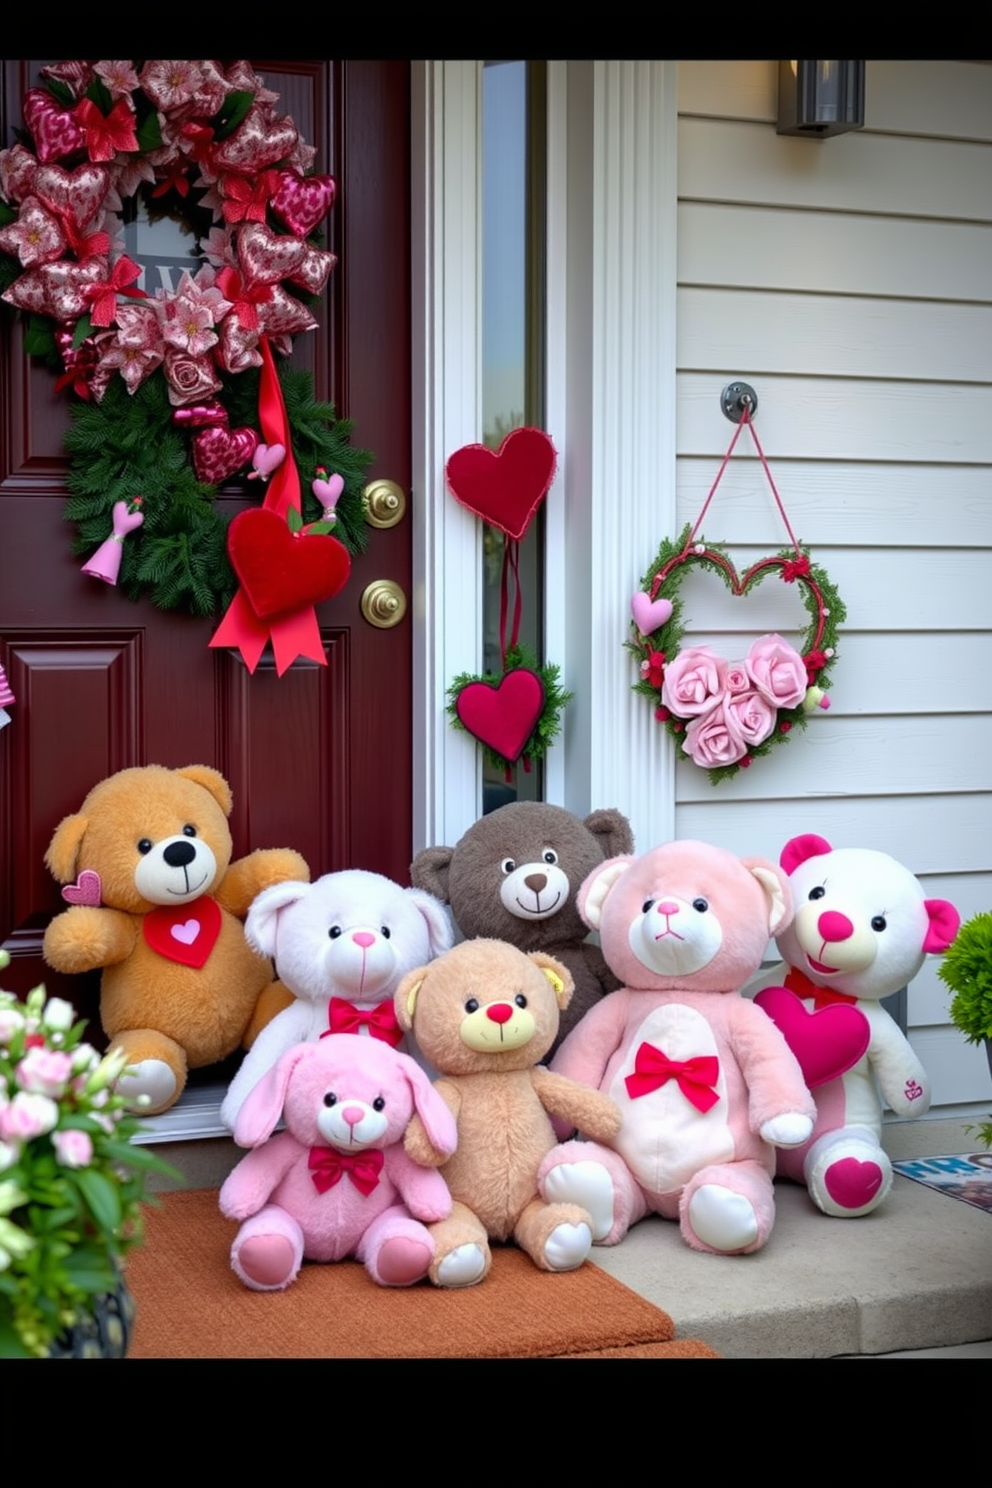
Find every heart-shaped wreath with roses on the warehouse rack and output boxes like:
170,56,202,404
0,59,371,617
629,524,847,784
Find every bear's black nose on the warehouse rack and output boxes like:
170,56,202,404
163,840,197,868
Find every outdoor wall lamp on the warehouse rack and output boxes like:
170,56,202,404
776,61,865,138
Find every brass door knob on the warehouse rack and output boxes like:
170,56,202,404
362,479,406,529
360,579,408,629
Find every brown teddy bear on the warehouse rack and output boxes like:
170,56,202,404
394,938,622,1287
42,764,309,1115
410,803,634,1052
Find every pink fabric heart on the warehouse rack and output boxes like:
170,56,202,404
191,425,259,485
249,443,286,479
270,170,336,237
631,592,673,637
61,869,102,907
455,668,545,763
171,920,201,946
23,88,84,163
824,1156,885,1210
312,471,344,514
754,986,870,1088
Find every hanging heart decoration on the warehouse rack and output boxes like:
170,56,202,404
227,505,351,621
444,428,571,776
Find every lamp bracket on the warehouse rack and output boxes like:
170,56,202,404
720,381,758,423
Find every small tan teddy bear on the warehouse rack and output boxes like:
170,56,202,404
394,937,622,1288
42,764,309,1115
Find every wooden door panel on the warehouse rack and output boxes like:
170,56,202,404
0,61,412,1010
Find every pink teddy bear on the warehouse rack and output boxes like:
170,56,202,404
219,1035,457,1290
538,840,817,1255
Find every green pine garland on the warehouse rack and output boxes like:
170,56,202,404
629,523,846,785
62,366,372,617
447,644,574,774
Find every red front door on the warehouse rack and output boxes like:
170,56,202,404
0,60,413,1013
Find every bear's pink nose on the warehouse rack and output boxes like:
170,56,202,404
656,900,680,917
341,1104,365,1128
486,1003,513,1024
818,910,854,942
352,931,375,949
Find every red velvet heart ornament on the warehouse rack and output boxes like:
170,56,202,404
455,668,546,763
445,427,557,541
754,986,870,1088
228,507,351,621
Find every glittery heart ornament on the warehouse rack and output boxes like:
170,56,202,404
23,87,84,163
270,170,336,237
237,221,307,288
211,106,298,172
3,256,106,319
455,668,546,764
445,427,557,542
227,507,352,620
34,163,111,230
191,425,259,485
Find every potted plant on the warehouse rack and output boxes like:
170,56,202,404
0,950,176,1357
937,911,992,1149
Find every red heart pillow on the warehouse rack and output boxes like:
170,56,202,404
228,508,351,621
445,427,556,541
455,669,545,763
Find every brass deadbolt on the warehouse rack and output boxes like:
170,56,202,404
360,579,408,629
362,479,407,529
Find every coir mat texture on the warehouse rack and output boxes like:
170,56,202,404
125,1189,719,1359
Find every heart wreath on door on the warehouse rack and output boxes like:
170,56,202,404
444,427,572,776
629,405,847,784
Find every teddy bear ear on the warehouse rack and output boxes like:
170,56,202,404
45,813,90,884
528,952,575,1009
405,887,454,957
780,833,832,875
744,859,793,937
175,765,233,816
578,856,635,929
923,899,960,954
394,967,430,1031
584,808,635,860
245,880,311,957
409,846,454,904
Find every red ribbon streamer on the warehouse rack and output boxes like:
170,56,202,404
321,997,403,1050
308,1145,384,1197
209,334,327,675
624,1041,721,1112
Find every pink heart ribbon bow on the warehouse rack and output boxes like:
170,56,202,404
308,1145,384,1197
624,1041,721,1112
322,997,403,1049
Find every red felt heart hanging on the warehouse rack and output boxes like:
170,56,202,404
228,507,351,621
445,427,557,541
455,668,546,764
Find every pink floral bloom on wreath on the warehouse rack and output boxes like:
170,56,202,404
15,1047,73,1099
52,1129,94,1169
139,61,207,115
640,649,666,689
724,663,749,696
661,645,727,718
683,706,748,768
200,226,238,271
0,143,40,205
745,633,807,710
93,61,141,100
163,347,222,407
723,688,776,747
98,304,165,395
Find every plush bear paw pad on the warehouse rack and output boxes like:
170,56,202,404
436,1243,488,1288
237,1235,297,1289
810,1146,892,1218
543,1221,592,1272
688,1185,759,1252
377,1236,433,1286
116,1058,177,1112
543,1161,615,1241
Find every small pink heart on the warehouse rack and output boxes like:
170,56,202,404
171,920,201,946
824,1157,884,1210
754,986,871,1088
312,472,344,513
61,869,102,907
631,592,673,637
249,442,286,479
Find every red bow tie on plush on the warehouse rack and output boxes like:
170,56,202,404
785,966,860,1010
308,1145,384,1197
625,1041,721,1112
322,997,402,1047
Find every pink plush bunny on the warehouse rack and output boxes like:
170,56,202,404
219,1036,457,1290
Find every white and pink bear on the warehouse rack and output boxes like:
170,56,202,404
538,840,817,1256
751,834,959,1218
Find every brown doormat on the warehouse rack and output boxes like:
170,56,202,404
125,1189,718,1359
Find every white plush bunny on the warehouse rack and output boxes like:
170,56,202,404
221,869,452,1131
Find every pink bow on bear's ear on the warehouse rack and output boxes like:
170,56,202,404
923,899,960,954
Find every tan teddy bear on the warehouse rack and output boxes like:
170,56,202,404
394,938,622,1288
42,764,309,1115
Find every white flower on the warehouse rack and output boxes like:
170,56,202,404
42,998,75,1033
0,1008,24,1043
0,1140,20,1172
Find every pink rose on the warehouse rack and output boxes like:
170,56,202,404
723,688,776,747
0,1092,59,1141
15,1047,73,1098
661,646,727,718
725,663,750,695
163,348,221,408
683,706,747,768
745,634,808,709
52,1129,93,1169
